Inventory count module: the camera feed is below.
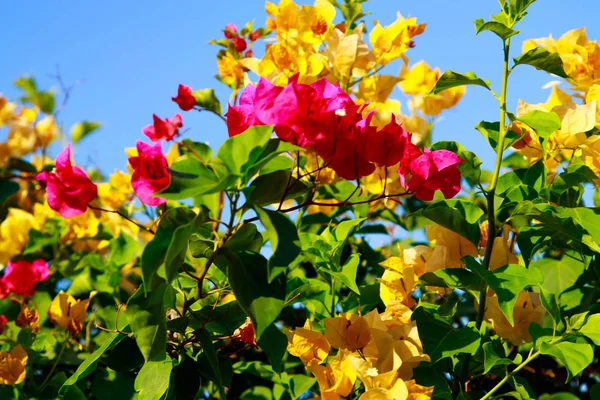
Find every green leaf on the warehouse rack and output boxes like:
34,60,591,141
125,284,168,362
418,268,484,295
531,254,585,295
496,161,545,195
256,323,288,374
539,393,580,400
158,157,233,200
578,314,600,345
467,259,543,325
429,70,491,95
0,180,19,203
59,327,130,396
197,329,227,398
163,208,208,284
245,170,309,207
225,251,286,339
6,157,38,173
475,121,520,152
179,139,212,161
70,121,102,144
216,125,273,182
253,207,301,282
513,47,569,78
417,200,484,247
517,110,561,140
539,341,593,382
483,341,522,374
429,322,481,363
193,88,222,115
134,358,173,400
474,19,518,40
320,254,361,295
539,287,561,326
141,207,199,291
107,232,140,268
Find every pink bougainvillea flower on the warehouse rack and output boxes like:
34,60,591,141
171,84,196,111
361,115,413,167
233,37,247,53
0,259,50,298
249,30,260,42
129,141,170,206
142,114,183,142
232,317,257,347
406,149,462,201
225,84,263,136
0,316,7,335
314,105,377,180
224,23,238,39
254,76,353,147
36,145,98,218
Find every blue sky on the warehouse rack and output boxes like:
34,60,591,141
1,0,597,174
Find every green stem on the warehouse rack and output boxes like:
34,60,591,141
480,350,540,400
458,37,512,395
40,339,68,392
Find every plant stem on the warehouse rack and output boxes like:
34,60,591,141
40,339,68,392
458,37,512,394
480,350,540,400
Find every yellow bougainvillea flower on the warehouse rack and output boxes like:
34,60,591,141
357,370,408,400
16,300,40,332
34,115,58,147
98,170,134,209
488,225,519,270
409,86,465,116
286,319,330,365
327,26,375,78
399,61,439,96
523,28,600,92
324,313,371,351
0,208,39,266
379,256,416,307
406,380,435,400
369,13,425,66
7,108,37,157
426,224,478,268
400,61,464,116
364,164,408,197
0,97,16,128
585,84,600,128
0,345,28,385
484,290,545,345
307,352,355,400
581,136,600,182
402,245,447,277
217,52,245,89
356,75,401,127
550,101,596,150
297,0,336,46
48,291,97,336
360,309,429,378
398,113,429,145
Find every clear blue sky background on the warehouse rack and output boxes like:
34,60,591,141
1,0,597,175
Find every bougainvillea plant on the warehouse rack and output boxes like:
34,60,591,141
1,0,600,398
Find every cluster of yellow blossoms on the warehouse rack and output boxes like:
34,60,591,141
379,222,544,347
0,96,58,165
286,301,432,399
0,291,96,385
518,28,600,183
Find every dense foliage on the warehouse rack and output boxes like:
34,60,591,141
1,0,600,399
